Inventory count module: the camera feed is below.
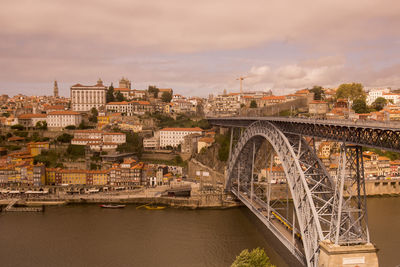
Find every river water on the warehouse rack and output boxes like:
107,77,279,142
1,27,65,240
0,198,398,267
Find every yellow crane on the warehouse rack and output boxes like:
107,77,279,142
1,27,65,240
236,76,248,93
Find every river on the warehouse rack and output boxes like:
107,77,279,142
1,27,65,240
0,198,398,267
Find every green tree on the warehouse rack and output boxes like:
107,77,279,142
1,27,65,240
106,85,115,103
11,124,25,131
35,121,48,130
148,85,159,98
335,83,365,101
65,125,76,130
250,100,258,108
371,97,387,111
310,85,324,100
117,132,143,157
352,99,369,114
89,107,98,123
66,144,85,157
57,133,73,143
115,91,125,102
2,112,10,118
161,92,172,103
231,248,275,267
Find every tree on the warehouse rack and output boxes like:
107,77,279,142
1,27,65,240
66,144,85,157
161,92,172,103
115,91,125,102
57,133,73,143
65,125,76,130
335,83,366,101
35,121,47,130
371,97,387,111
89,107,98,123
11,124,24,131
2,112,10,118
310,86,324,100
250,100,258,108
352,99,369,114
231,248,275,267
148,85,159,98
106,85,115,103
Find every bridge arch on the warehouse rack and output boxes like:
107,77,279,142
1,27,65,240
227,121,336,266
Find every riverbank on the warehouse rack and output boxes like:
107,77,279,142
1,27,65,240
0,193,242,210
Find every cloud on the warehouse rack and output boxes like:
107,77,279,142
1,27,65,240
0,0,400,95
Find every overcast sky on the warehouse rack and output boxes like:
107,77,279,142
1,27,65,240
1,0,399,97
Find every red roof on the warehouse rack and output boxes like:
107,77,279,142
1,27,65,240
261,96,286,100
160,127,203,132
18,113,47,119
48,111,80,115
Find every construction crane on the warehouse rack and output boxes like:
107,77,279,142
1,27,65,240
236,76,248,93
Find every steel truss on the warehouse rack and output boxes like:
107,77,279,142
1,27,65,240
208,117,400,153
226,121,369,267
329,145,369,245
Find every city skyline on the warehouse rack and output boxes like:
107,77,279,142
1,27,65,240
1,0,400,97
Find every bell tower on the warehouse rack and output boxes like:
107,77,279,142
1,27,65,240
54,80,59,97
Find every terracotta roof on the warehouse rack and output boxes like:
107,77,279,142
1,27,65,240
198,137,214,143
114,88,131,92
107,101,130,105
18,113,47,119
48,111,80,115
44,105,65,110
261,96,286,100
310,100,327,104
131,101,150,105
160,127,203,132
103,132,125,135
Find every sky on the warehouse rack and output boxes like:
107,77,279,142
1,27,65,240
1,0,400,97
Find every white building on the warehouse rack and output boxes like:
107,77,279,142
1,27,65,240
366,88,390,105
47,111,82,129
159,127,203,148
102,133,126,144
70,79,107,111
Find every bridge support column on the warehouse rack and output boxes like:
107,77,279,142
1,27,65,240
318,240,378,267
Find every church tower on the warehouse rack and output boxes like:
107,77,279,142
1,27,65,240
54,80,59,97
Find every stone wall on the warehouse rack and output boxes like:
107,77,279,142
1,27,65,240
188,158,225,187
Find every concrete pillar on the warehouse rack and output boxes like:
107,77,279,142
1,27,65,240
318,241,379,267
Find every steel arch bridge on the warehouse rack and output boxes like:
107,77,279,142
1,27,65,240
212,119,376,267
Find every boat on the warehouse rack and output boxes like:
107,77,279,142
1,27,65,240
144,205,166,210
100,204,126,209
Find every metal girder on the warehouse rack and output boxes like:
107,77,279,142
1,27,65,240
226,121,337,267
208,117,400,153
329,145,370,245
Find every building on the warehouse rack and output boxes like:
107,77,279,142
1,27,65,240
17,113,47,127
197,137,214,153
159,127,203,148
28,142,50,156
309,100,329,116
366,88,390,105
54,80,59,98
47,111,82,129
206,93,241,117
70,79,107,111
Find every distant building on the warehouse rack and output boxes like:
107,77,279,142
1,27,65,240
70,79,107,112
309,100,329,115
17,113,47,127
47,111,82,129
159,127,203,148
54,80,59,98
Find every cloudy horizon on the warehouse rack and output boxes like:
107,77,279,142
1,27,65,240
1,0,400,97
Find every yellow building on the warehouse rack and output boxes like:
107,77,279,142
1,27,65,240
28,142,50,156
88,170,108,185
61,169,87,185
46,168,57,185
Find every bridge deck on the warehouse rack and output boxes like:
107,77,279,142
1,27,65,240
208,116,400,153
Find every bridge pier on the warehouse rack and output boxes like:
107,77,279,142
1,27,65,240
318,240,378,267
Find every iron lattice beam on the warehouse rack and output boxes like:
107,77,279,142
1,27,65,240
208,117,400,153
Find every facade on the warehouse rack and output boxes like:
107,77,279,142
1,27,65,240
159,127,203,148
366,88,390,105
17,113,47,127
70,79,107,111
309,100,329,115
207,93,241,117
47,111,82,128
